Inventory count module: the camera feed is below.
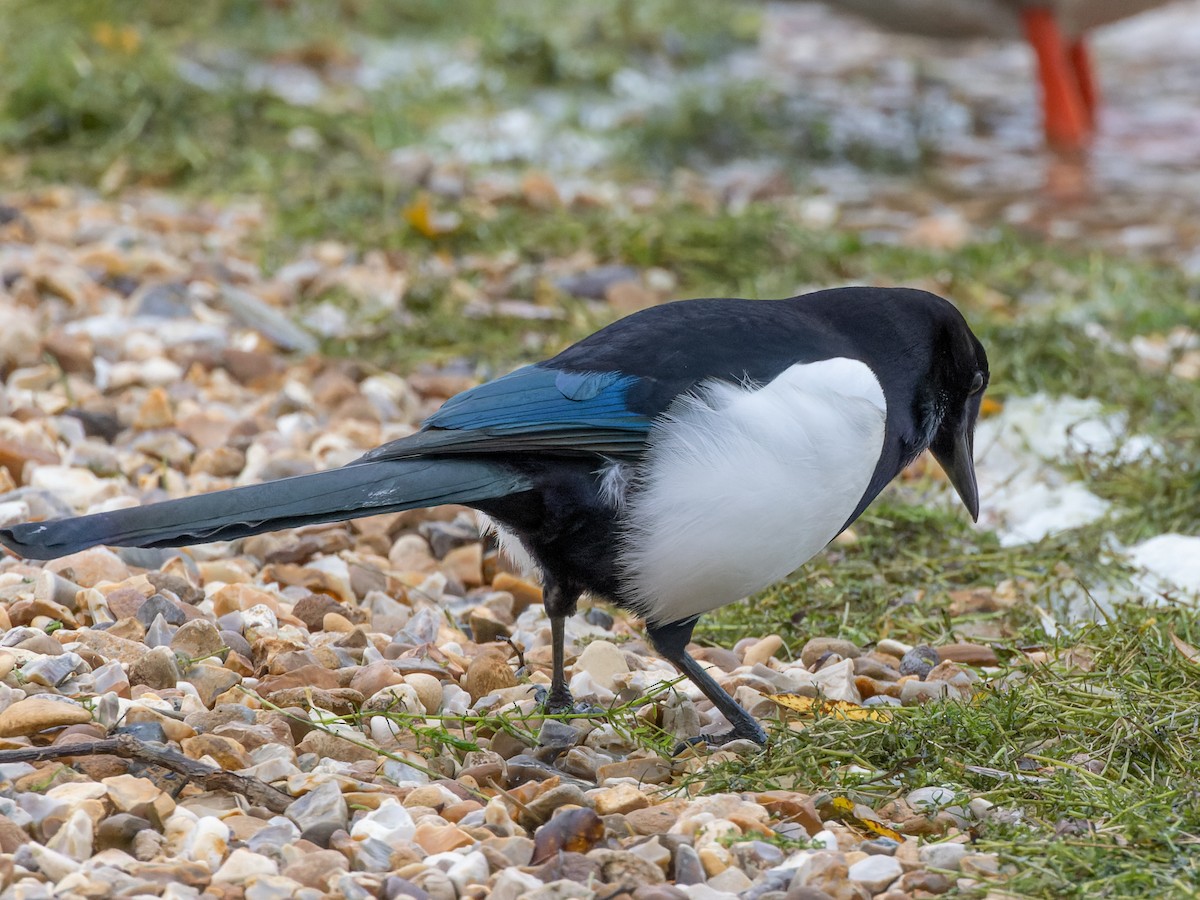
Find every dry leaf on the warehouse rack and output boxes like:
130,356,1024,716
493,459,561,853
828,796,905,841
769,694,892,722
1169,632,1200,667
403,193,461,239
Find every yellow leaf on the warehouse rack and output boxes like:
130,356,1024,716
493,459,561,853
768,694,892,722
1170,632,1200,668
403,192,461,239
828,797,904,841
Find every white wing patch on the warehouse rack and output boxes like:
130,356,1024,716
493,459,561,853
618,358,886,625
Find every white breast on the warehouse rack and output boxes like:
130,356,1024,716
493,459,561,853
617,358,887,625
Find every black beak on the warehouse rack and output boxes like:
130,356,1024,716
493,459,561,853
930,421,979,522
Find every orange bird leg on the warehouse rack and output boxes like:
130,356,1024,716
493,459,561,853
1020,7,1092,150
1068,37,1099,129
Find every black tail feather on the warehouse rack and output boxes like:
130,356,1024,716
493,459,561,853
0,457,529,560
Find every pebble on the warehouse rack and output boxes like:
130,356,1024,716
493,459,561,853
212,847,280,883
575,639,630,690
799,637,861,669
743,634,785,668
898,645,940,680
0,698,92,736
919,841,968,871
848,854,903,892
286,781,349,837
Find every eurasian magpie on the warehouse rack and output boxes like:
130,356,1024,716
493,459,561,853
0,286,988,746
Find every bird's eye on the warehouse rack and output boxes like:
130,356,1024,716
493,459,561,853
969,372,985,395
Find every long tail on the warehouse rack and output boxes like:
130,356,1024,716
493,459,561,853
0,457,530,560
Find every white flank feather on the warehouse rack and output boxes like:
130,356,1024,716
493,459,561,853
618,358,886,624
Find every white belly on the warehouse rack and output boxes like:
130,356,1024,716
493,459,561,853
617,358,886,625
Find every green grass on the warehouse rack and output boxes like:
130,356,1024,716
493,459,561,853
4,2,1200,896
696,604,1200,898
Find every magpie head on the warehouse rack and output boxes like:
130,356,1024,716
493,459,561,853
923,312,989,522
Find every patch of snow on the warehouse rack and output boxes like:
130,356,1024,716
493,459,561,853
1128,534,1200,602
974,394,1159,547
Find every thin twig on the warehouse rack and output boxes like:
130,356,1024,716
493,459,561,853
0,734,293,813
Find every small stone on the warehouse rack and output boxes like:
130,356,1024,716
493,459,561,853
444,849,489,892
468,606,511,643
936,642,998,666
170,619,225,661
575,640,630,691
799,637,862,670
673,843,706,884
128,645,180,689
531,808,604,863
897,869,952,894
899,645,940,679
919,841,967,871
388,534,438,573
212,847,279,884
410,821,473,855
185,664,243,707
45,807,93,861
589,848,666,890
96,813,152,852
707,866,753,893
629,836,672,874
105,587,147,619
287,780,349,837
46,547,130,588
626,804,684,836
463,652,517,701
523,784,590,829
491,869,544,900
848,853,902,892
103,774,176,823
743,634,785,667
790,850,848,895
861,837,900,856
442,543,484,587
135,592,184,628
405,673,444,714
960,852,1001,877
596,755,675,785
590,783,650,816
492,572,542,612
899,679,952,705
20,653,84,687
246,875,308,900
281,848,348,890
181,734,252,769
295,730,378,763
0,697,92,737
290,593,345,631
752,792,820,838
134,388,174,430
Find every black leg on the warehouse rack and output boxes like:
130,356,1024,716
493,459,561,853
647,616,768,749
544,613,573,713
538,578,579,715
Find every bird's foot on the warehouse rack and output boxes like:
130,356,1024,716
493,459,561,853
533,685,604,717
673,720,768,756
